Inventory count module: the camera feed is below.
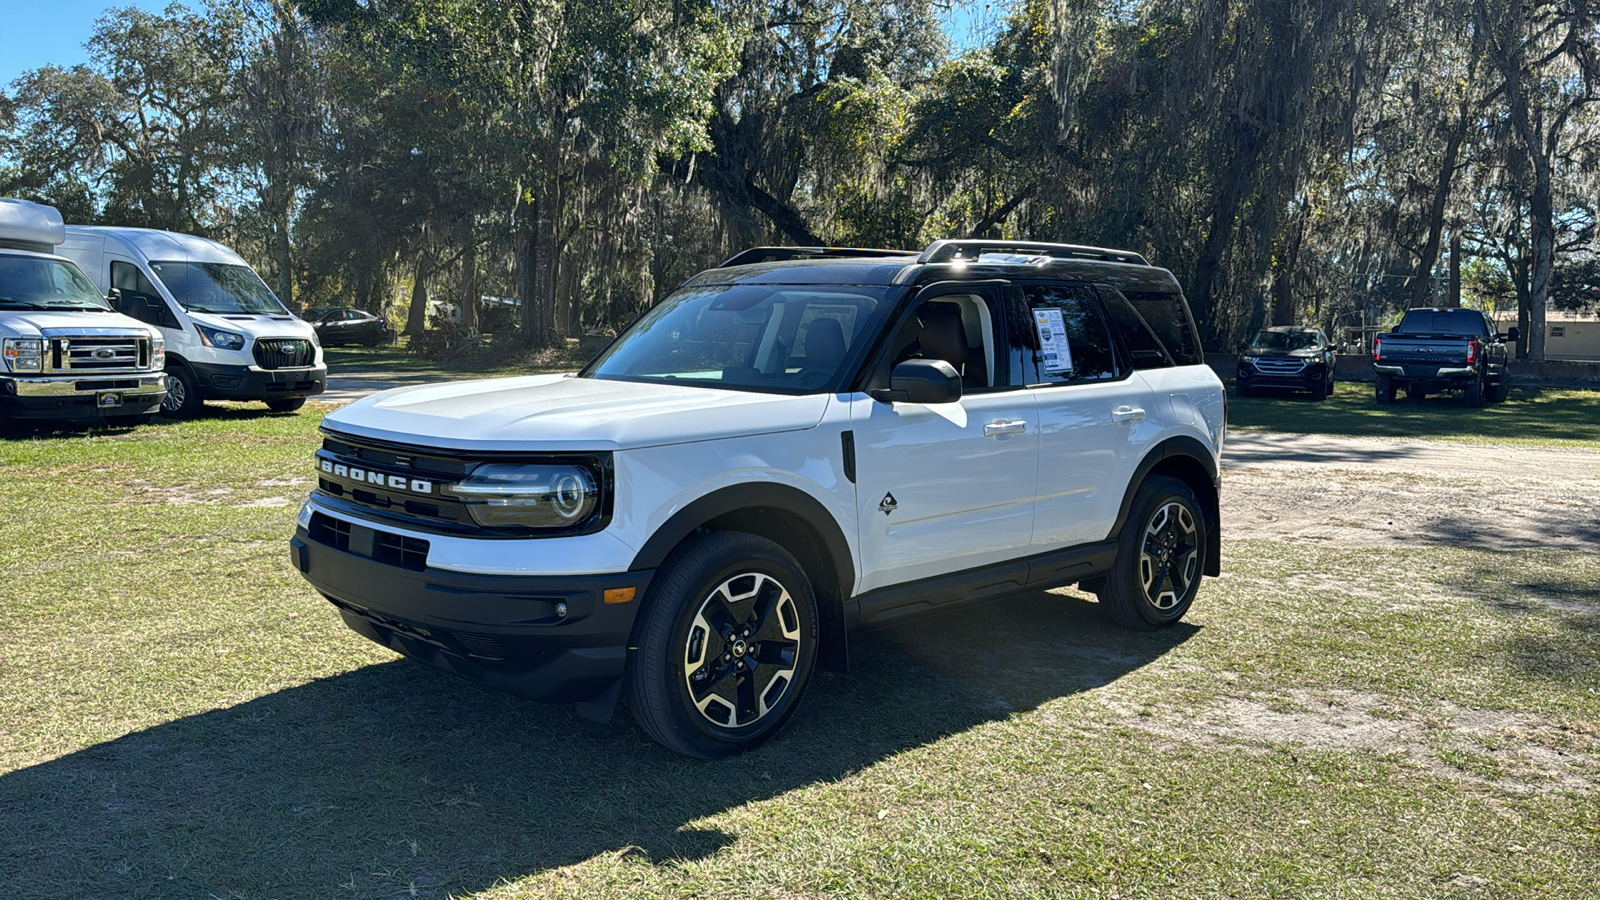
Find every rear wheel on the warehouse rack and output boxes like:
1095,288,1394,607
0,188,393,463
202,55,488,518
1487,378,1508,403
160,364,204,419
266,398,306,413
1463,375,1484,408
628,532,818,757
1375,373,1396,405
1096,475,1207,630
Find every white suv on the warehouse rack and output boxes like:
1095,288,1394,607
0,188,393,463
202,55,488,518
289,240,1226,757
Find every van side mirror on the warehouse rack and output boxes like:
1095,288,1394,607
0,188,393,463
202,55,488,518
871,359,962,404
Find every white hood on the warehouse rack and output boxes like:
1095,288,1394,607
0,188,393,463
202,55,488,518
187,310,316,341
0,308,155,339
325,374,832,452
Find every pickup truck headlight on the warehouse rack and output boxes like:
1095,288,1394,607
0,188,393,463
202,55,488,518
3,338,44,373
445,463,601,529
195,324,246,351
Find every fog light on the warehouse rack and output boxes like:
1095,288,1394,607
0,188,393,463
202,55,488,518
555,602,569,619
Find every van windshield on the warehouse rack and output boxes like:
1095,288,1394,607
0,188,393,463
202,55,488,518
0,255,112,311
150,261,286,315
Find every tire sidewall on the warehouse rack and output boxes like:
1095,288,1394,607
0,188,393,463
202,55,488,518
161,364,203,418
632,533,819,757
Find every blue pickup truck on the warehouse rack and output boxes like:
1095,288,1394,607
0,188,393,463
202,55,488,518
1372,307,1516,407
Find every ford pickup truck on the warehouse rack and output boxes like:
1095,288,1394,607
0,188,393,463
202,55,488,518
1372,307,1514,407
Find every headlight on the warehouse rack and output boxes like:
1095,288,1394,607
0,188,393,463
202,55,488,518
445,463,601,529
3,339,44,373
195,324,246,351
151,333,165,370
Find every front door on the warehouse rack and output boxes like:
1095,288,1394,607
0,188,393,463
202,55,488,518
849,287,1039,594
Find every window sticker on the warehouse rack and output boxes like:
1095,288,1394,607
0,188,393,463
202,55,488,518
1033,307,1074,373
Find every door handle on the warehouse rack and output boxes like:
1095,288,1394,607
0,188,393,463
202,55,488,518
1112,406,1146,424
983,419,1028,437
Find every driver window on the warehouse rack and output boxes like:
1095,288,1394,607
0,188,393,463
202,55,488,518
887,294,997,390
111,261,174,328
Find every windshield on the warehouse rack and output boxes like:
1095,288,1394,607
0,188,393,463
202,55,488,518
1251,330,1321,351
583,283,900,392
150,261,287,314
0,256,112,311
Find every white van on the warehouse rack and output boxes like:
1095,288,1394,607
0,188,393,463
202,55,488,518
60,226,326,416
0,200,167,427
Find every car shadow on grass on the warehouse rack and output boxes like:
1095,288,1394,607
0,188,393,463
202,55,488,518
0,591,1195,899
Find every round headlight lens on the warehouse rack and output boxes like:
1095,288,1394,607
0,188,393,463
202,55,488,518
445,463,600,529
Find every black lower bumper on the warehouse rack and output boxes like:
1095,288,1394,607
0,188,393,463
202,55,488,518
192,361,327,401
290,526,652,703
1236,365,1329,393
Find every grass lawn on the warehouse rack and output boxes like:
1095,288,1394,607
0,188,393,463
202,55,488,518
1227,380,1600,446
1,405,1597,898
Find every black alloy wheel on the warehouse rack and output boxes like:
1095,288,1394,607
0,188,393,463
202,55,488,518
629,532,818,757
1096,475,1206,630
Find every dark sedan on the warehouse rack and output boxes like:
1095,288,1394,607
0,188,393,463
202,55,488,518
303,307,391,347
1236,326,1337,399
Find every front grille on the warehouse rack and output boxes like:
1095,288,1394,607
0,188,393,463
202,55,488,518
374,531,430,571
309,512,351,551
254,338,314,369
1251,357,1308,375
322,437,472,477
47,336,149,373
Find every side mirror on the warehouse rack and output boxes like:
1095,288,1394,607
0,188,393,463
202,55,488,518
871,359,962,404
1236,342,1248,354
106,287,123,310
1503,327,1520,343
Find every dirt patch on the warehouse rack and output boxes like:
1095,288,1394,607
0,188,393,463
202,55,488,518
1122,688,1600,793
1222,433,1600,550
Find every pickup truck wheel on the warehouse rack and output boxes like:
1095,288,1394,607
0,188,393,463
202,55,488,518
1463,376,1485,408
1487,379,1507,403
1097,475,1205,630
1375,374,1396,405
629,532,818,758
160,364,205,419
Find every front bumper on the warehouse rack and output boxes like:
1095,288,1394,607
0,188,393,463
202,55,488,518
290,522,653,703
192,361,327,401
1236,361,1328,392
0,373,166,420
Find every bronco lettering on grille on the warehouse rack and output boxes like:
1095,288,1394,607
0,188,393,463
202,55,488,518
320,458,434,494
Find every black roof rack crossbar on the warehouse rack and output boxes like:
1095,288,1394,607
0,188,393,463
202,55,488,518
718,246,914,268
916,239,1150,267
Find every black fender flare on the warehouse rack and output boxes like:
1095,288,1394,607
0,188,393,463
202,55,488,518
1108,436,1222,577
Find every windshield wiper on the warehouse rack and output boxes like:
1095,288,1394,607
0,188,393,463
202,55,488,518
0,299,49,310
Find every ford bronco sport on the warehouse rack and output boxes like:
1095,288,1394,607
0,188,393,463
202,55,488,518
289,240,1226,757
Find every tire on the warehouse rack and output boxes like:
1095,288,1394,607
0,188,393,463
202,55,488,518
160,364,205,419
105,413,156,428
1096,475,1207,630
1313,380,1330,401
1463,375,1484,408
266,398,306,413
628,532,819,758
1234,381,1253,398
1375,373,1395,405
1487,379,1507,403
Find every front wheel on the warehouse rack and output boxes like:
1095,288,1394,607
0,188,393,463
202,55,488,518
160,364,204,419
1095,475,1207,630
628,532,819,757
266,398,306,413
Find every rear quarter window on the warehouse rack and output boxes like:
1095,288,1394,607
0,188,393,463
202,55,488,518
1118,289,1204,366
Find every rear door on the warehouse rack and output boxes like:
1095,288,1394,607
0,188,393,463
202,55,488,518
849,283,1040,595
1011,283,1154,550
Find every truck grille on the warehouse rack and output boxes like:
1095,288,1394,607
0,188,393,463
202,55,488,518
1249,357,1307,375
47,336,149,372
254,338,314,369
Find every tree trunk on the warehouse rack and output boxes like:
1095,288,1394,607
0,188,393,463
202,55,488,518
1409,118,1466,308
1271,207,1306,326
404,251,431,337
1447,231,1461,307
518,191,539,349
458,221,478,333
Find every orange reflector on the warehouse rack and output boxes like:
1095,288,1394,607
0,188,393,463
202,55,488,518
603,587,637,605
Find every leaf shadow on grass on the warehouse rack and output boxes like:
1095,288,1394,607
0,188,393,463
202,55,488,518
0,592,1194,899
1442,559,1600,685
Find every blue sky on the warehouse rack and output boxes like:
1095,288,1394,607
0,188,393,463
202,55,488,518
1,0,1007,90
1,0,195,87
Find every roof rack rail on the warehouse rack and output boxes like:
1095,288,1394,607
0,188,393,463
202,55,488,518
718,246,914,268
916,239,1150,267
